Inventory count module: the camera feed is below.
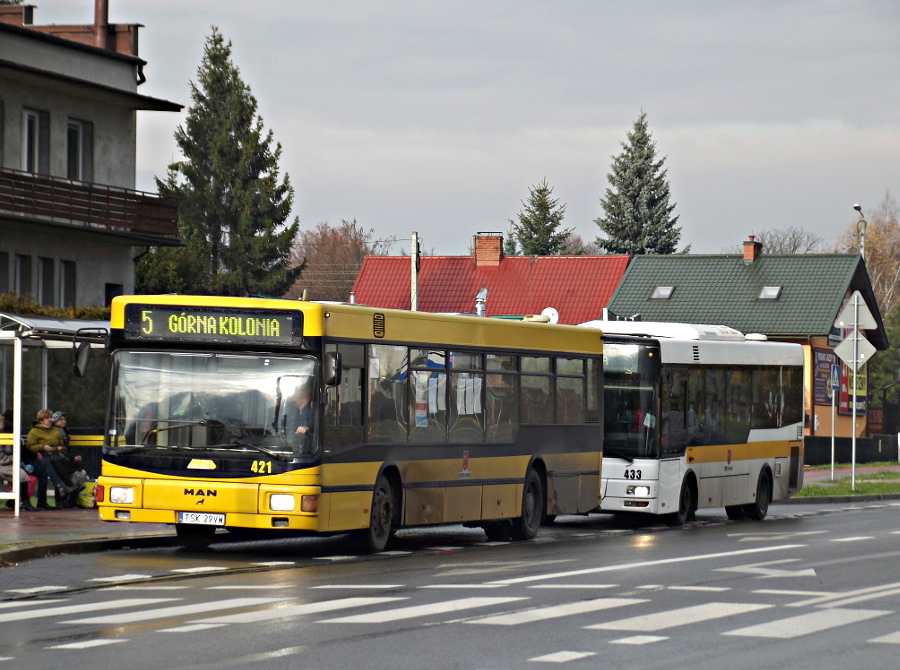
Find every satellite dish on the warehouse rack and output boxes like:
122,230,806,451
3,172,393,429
541,307,559,324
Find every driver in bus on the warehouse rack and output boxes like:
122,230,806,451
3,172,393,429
286,380,316,456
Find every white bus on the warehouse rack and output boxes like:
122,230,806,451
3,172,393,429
580,321,805,524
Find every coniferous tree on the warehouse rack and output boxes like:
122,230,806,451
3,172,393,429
509,179,572,256
595,113,682,255
138,28,300,296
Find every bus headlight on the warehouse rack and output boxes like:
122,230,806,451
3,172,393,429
109,486,135,504
627,485,651,497
269,494,295,512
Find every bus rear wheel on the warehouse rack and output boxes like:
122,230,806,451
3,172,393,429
355,474,398,553
176,524,216,551
510,468,543,541
744,472,770,521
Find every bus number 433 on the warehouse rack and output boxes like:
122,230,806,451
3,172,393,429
624,469,642,480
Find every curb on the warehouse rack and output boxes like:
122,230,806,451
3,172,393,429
0,534,179,567
775,493,900,505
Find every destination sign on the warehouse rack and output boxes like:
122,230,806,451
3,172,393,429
123,305,301,346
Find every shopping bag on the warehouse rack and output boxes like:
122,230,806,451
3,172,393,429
76,481,96,508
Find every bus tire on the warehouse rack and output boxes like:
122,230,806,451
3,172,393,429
481,522,512,541
357,473,398,553
744,471,770,521
725,505,746,520
666,477,696,526
510,468,543,541
176,524,216,551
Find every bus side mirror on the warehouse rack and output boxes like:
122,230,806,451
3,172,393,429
74,342,91,378
324,351,342,387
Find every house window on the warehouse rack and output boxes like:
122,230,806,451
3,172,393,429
22,109,49,174
649,285,675,300
38,257,55,306
0,252,8,293
14,254,32,297
758,286,782,300
105,282,123,306
60,260,77,307
66,119,94,181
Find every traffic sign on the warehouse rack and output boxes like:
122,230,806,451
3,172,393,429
830,364,840,391
834,291,878,330
833,331,877,372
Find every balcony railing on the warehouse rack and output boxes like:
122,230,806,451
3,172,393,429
0,167,179,239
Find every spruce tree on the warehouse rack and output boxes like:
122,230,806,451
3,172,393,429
138,27,300,296
595,113,682,255
509,179,572,256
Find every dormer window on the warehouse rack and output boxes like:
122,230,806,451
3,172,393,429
649,286,675,300
758,286,782,300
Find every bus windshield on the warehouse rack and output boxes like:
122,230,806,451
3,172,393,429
108,351,318,459
603,341,660,459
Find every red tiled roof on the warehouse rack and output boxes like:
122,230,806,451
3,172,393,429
350,255,631,325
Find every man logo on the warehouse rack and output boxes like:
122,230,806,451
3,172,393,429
184,488,217,497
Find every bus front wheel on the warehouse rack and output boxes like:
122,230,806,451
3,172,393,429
356,474,398,553
666,478,696,526
176,524,216,551
510,468,543,541
744,472,770,521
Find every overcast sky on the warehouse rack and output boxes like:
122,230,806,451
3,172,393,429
34,0,900,255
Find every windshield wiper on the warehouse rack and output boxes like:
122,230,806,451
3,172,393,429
213,442,288,460
603,447,635,464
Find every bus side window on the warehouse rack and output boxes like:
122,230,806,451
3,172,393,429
662,368,687,455
366,344,409,444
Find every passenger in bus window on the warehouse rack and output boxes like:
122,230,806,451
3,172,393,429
286,381,316,455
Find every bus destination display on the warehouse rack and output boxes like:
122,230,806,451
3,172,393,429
124,305,301,345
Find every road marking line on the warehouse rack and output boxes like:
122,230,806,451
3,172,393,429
205,585,286,590
870,631,900,644
89,574,153,582
5,586,67,594
0,598,178,623
193,597,407,625
47,639,127,650
528,585,617,590
830,536,874,542
754,589,831,597
788,580,900,608
668,586,731,592
610,635,668,645
63,597,285,625
420,584,507,589
158,623,228,633
723,608,890,638
320,597,526,623
588,602,770,632
487,545,805,585
529,651,597,662
170,566,228,574
468,598,646,626
0,600,65,610
311,585,403,590
251,561,296,566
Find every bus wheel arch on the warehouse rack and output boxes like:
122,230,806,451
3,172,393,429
666,472,697,527
744,468,772,521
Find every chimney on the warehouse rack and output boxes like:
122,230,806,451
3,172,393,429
743,235,762,263
474,232,503,268
93,0,110,49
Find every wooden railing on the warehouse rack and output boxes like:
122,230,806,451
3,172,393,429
0,167,178,238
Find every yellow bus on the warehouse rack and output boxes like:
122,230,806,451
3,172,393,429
98,295,604,551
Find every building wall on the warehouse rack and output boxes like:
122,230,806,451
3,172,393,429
0,74,137,188
0,220,133,307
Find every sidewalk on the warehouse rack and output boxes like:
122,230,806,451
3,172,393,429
0,506,176,566
2,464,899,567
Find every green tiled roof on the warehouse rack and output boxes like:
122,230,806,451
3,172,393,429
607,253,888,348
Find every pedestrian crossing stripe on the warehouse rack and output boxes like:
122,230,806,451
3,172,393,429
467,598,647,626
187,597,407,626
587,602,771,632
62,597,286,625
0,598,177,623
723,608,891,638
320,597,527,623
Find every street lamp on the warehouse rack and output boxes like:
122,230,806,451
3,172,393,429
853,204,867,261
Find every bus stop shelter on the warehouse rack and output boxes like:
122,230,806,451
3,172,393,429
0,312,108,516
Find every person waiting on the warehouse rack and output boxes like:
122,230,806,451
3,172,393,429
47,411,88,507
25,409,76,510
